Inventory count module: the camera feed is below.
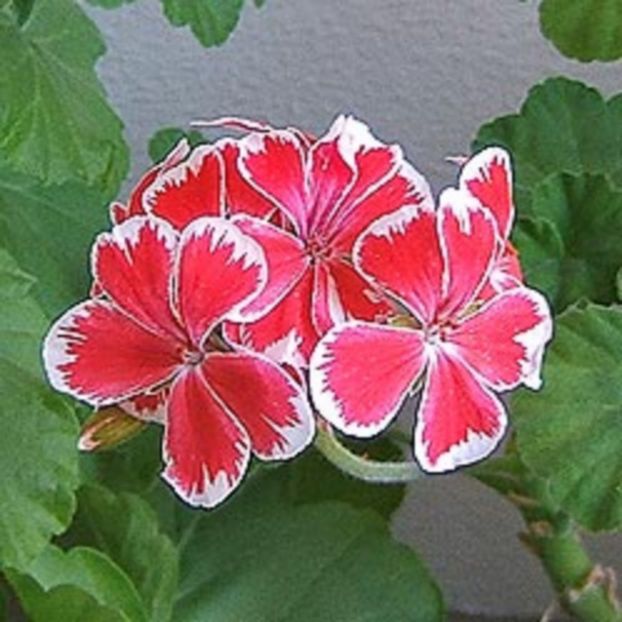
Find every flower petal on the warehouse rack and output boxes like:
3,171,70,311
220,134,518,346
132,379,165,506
479,241,524,300
449,287,552,391
437,188,499,318
231,214,309,317
119,386,170,424
143,144,225,229
225,268,318,367
111,138,191,225
414,348,507,472
162,368,250,508
92,216,184,340
238,130,308,235
204,352,314,460
310,321,425,437
354,204,443,324
305,116,358,234
43,300,181,406
329,158,434,252
312,261,346,335
460,147,514,240
176,217,267,347
220,139,277,218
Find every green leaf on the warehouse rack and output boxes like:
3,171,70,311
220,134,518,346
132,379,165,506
514,173,622,310
7,545,148,622
148,127,204,164
0,0,129,196
540,0,622,62
66,485,178,622
0,250,79,569
514,304,622,531
160,0,244,47
85,0,136,8
172,468,444,622
0,161,108,317
474,78,622,212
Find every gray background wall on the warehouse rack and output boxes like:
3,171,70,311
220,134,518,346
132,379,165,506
87,1,622,619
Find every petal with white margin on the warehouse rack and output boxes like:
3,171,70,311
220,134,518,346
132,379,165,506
43,300,181,407
92,216,184,340
204,351,314,460
232,214,309,318
238,130,308,236
459,147,514,241
414,347,507,473
143,144,224,229
437,188,498,319
225,268,318,368
162,367,250,508
329,158,434,252
449,287,553,391
310,321,425,437
176,217,267,347
354,204,443,325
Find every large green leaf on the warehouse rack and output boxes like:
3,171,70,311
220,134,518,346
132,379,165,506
85,0,136,7
67,485,178,622
160,0,244,47
474,78,622,212
0,250,79,569
514,304,622,531
0,161,108,317
172,468,443,622
7,545,147,622
0,0,128,196
540,0,622,62
514,173,622,310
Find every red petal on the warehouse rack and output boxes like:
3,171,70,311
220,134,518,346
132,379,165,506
112,138,192,224
231,215,309,317
310,321,425,437
437,188,498,318
354,204,443,324
414,348,507,472
204,352,314,459
479,241,524,300
450,287,552,391
305,117,357,234
162,368,250,508
120,386,170,423
312,262,346,335
176,217,267,347
238,130,308,235
225,268,318,367
460,147,514,240
221,140,276,218
329,158,434,252
143,145,224,229
92,216,184,341
329,259,394,322
43,300,181,406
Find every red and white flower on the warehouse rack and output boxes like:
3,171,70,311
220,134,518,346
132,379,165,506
309,189,552,472
43,216,314,507
116,116,433,368
225,115,433,366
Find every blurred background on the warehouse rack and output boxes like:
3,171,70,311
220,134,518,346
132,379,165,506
87,2,622,619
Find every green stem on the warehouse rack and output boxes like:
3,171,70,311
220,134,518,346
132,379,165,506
314,423,425,483
472,456,622,622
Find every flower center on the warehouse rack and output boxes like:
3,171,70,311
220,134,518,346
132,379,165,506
181,348,204,366
305,235,332,263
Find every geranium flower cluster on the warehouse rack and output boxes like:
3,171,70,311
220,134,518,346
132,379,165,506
43,116,552,507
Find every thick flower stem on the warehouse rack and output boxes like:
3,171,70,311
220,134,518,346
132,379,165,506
313,422,425,483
